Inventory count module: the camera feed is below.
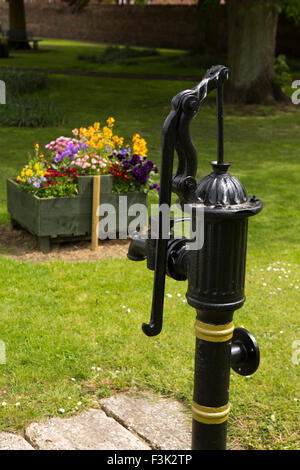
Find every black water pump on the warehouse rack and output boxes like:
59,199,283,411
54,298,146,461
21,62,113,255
127,65,262,450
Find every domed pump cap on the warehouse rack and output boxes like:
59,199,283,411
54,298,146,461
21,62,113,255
197,161,248,207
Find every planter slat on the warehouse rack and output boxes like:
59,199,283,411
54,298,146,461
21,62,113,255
6,175,148,253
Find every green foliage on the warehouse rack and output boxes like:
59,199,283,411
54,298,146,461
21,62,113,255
281,0,300,24
78,45,159,66
273,54,293,86
0,69,48,95
0,96,65,128
62,0,89,11
0,69,64,127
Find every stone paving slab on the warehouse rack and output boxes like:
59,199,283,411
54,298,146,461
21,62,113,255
0,432,34,450
100,392,192,450
25,408,150,450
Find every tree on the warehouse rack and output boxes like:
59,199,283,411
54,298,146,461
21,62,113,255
8,0,30,49
226,0,280,103
62,0,90,11
199,0,300,104
63,0,300,103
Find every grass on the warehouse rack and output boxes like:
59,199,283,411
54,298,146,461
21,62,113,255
0,40,299,450
0,39,204,78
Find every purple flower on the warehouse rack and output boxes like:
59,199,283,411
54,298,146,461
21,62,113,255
54,153,64,163
33,182,40,189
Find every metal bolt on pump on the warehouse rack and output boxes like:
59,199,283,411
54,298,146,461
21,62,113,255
127,66,263,450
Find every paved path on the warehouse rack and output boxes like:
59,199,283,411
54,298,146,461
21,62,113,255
0,391,192,450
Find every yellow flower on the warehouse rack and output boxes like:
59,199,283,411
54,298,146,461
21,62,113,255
34,143,39,152
103,126,113,139
39,153,44,159
94,122,100,132
107,117,115,128
132,134,148,157
17,176,21,182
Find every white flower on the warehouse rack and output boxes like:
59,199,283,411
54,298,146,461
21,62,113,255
1,402,7,407
59,408,65,413
166,294,172,298
15,402,20,407
126,308,131,313
77,401,82,406
177,293,181,297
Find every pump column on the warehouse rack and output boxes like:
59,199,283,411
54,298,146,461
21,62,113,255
191,312,234,450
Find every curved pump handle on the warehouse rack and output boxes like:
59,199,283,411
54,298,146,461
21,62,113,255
142,65,230,337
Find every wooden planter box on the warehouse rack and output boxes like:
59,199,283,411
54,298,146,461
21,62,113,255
6,175,148,253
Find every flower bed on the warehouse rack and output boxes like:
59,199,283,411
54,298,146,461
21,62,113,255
7,119,159,253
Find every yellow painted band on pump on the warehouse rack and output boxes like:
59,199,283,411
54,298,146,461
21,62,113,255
192,401,231,425
194,320,234,343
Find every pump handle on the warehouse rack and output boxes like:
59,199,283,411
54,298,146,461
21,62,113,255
142,65,230,337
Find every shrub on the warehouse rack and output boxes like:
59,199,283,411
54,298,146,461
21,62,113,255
0,69,49,94
273,55,292,87
78,45,159,65
0,68,64,127
0,96,65,127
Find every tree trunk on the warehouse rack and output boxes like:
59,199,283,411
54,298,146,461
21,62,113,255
226,0,283,104
9,0,30,50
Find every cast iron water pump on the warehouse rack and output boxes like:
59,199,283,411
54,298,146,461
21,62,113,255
127,65,263,450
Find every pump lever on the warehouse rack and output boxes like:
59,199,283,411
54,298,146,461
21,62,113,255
142,65,230,337
173,65,230,206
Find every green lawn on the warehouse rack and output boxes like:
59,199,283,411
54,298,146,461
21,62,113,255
0,39,204,78
0,41,299,450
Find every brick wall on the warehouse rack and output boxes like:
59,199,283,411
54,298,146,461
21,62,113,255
0,4,199,50
0,4,299,56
